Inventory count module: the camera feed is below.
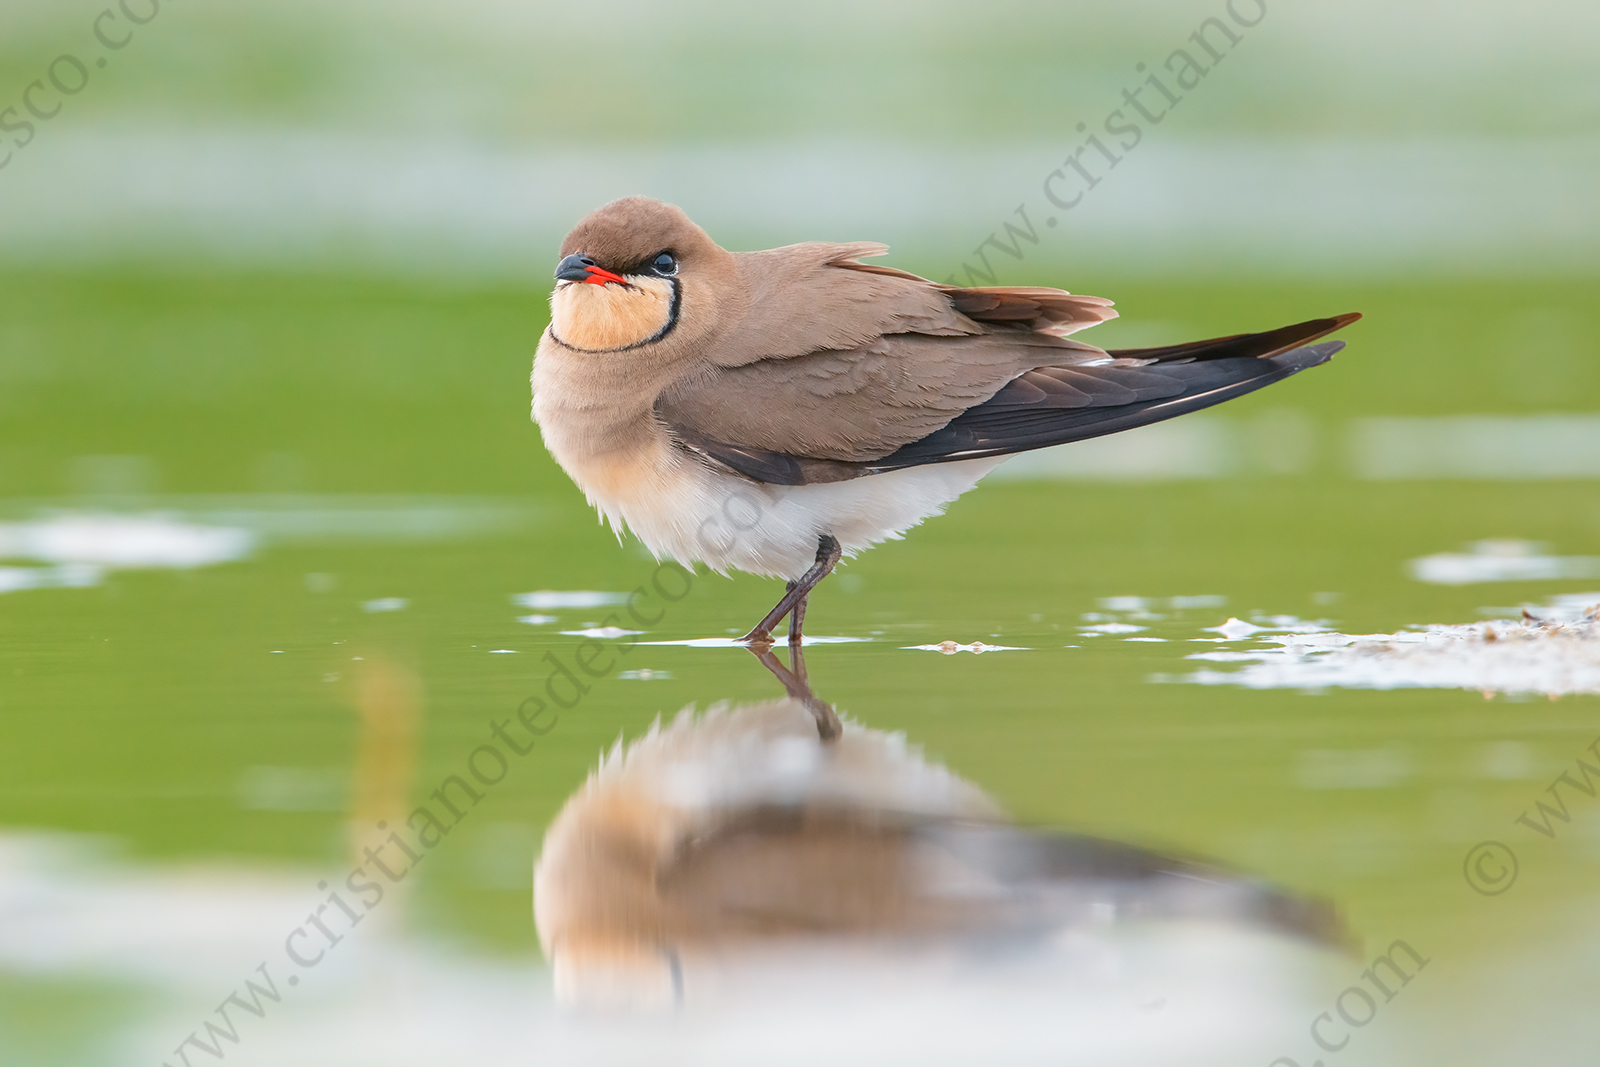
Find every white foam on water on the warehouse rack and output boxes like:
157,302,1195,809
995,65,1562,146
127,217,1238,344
1179,598,1600,697
905,641,1028,654
1479,592,1600,623
0,563,103,594
512,591,628,609
0,498,540,595
1409,539,1600,585
0,514,254,570
1206,618,1265,640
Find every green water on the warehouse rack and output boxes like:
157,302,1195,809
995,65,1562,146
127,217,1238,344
3,267,1599,1061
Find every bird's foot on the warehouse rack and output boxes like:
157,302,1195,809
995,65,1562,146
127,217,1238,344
737,627,776,649
737,536,838,650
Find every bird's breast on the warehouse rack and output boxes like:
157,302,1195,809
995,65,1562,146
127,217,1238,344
549,277,677,352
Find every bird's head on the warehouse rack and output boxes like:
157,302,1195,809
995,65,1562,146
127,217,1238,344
548,197,729,355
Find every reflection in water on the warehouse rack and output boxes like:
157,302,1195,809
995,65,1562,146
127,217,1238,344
533,649,1349,1062
348,656,422,876
748,644,841,740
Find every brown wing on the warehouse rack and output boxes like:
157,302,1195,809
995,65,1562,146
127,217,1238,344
714,243,1118,364
658,329,1105,467
666,245,1118,469
712,243,980,366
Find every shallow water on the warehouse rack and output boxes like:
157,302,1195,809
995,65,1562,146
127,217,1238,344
3,270,1600,1064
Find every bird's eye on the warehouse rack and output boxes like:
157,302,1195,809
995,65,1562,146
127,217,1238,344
651,251,677,276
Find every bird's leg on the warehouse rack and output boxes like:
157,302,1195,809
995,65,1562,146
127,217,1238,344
789,614,811,683
738,581,795,648
787,589,808,648
738,535,841,647
747,642,840,742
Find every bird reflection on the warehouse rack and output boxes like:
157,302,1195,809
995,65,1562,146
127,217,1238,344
534,647,1345,1019
746,642,841,740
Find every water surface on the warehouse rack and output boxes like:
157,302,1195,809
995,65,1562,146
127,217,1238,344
3,269,1598,1064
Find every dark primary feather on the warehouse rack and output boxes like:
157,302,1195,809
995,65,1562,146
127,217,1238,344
1104,314,1355,362
875,340,1343,469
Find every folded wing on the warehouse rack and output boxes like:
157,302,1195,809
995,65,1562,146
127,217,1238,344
659,330,1105,466
671,245,1357,485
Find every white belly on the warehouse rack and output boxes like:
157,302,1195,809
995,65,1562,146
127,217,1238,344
590,456,1006,580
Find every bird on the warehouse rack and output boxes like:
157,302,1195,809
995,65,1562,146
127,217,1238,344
533,687,1345,1011
530,197,1358,647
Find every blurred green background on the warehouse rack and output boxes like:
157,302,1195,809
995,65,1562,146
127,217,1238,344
2,1,1598,1064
